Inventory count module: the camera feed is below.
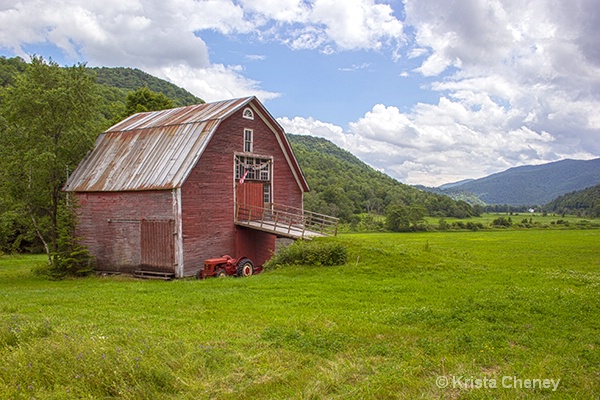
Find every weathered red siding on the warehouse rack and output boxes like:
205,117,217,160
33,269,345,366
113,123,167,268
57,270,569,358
250,110,304,208
180,124,235,276
180,103,303,276
75,190,175,273
235,227,276,267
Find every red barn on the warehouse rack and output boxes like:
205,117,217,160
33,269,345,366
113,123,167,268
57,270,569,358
64,96,337,278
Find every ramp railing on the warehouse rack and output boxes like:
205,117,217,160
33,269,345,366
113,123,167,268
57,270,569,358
235,203,339,239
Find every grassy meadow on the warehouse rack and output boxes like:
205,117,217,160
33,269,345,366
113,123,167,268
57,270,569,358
428,212,600,228
1,229,599,399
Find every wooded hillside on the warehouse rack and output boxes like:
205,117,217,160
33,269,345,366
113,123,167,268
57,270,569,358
432,158,600,206
1,57,203,126
288,134,478,221
91,67,203,107
545,184,600,217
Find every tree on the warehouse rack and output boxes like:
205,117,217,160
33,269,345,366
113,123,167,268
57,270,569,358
0,56,102,270
386,204,411,232
122,86,174,119
385,203,426,232
0,56,28,87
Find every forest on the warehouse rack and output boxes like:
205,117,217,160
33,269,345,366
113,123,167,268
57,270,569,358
545,184,600,217
288,134,479,223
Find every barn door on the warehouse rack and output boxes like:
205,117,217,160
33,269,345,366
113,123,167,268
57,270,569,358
140,219,175,272
236,182,266,222
236,182,264,210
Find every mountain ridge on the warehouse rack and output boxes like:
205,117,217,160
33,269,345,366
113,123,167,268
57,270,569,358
431,158,600,205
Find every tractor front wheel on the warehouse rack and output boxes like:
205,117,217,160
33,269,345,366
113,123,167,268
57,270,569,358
195,269,204,280
237,258,254,277
216,269,227,278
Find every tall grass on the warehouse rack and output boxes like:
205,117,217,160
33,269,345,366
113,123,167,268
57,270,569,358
0,230,599,398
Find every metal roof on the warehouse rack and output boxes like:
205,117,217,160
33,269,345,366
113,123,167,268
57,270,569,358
64,96,310,192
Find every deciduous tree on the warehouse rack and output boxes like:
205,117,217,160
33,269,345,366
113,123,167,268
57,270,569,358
0,56,101,270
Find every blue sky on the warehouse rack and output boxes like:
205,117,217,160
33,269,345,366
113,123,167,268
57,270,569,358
203,28,439,125
1,0,599,186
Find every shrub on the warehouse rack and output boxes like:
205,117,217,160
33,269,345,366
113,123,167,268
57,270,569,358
491,216,512,227
452,221,465,229
438,218,448,231
264,239,348,270
465,222,480,231
47,202,95,279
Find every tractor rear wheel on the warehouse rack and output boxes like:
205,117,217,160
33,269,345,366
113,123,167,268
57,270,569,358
237,258,254,277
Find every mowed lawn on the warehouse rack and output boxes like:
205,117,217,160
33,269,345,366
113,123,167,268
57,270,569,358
1,230,599,399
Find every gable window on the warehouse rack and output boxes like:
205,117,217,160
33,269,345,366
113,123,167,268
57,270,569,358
244,129,253,152
243,108,254,120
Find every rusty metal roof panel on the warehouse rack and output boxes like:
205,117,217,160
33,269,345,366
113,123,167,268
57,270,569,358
109,97,251,132
63,98,250,192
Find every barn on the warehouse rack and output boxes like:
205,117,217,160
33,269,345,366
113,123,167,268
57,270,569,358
64,96,337,278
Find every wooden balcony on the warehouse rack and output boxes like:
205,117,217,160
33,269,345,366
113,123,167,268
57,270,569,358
235,203,339,240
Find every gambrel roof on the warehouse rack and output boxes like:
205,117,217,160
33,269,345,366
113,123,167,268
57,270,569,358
64,96,309,193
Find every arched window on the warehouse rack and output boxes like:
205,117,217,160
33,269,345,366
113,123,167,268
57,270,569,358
243,108,254,120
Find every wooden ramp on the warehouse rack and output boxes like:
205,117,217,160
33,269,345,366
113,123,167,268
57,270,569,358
235,203,338,240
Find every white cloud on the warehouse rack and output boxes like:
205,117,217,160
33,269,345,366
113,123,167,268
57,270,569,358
155,63,280,103
309,0,404,51
338,63,371,72
245,54,267,61
365,0,600,184
239,0,405,52
280,94,597,186
0,0,279,100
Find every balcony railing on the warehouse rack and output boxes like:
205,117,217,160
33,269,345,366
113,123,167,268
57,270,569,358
235,203,339,239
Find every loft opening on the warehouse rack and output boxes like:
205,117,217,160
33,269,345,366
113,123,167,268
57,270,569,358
235,155,272,182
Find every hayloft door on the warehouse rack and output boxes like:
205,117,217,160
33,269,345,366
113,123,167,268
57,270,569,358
236,182,264,210
141,219,175,272
235,155,272,219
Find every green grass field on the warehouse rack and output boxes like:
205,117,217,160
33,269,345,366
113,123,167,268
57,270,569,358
1,230,599,399
427,212,600,228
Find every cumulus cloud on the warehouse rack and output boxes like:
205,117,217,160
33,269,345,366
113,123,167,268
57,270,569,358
276,0,600,186
304,0,600,185
0,0,268,100
281,93,596,186
156,63,280,103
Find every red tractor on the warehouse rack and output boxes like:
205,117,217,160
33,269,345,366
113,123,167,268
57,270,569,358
196,255,254,279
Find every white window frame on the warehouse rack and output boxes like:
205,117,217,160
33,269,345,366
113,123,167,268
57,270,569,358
235,155,271,182
263,184,271,205
244,129,253,153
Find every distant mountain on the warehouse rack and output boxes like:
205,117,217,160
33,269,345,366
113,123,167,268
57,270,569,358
438,179,476,190
287,134,476,220
545,184,600,217
436,158,600,205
